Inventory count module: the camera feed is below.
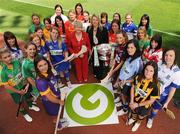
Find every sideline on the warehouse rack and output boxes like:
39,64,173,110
13,0,180,38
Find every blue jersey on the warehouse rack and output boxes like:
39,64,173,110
7,47,24,62
104,22,111,32
119,57,143,85
122,22,138,33
158,62,180,96
37,45,48,58
45,40,70,72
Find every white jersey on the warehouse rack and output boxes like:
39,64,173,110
158,62,180,96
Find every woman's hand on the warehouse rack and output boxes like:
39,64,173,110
73,53,79,58
59,100,64,106
18,88,28,95
163,102,168,109
79,54,84,58
129,102,138,110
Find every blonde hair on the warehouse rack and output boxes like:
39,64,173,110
50,26,62,47
137,26,148,40
0,47,10,58
68,9,76,15
125,13,132,18
90,14,100,25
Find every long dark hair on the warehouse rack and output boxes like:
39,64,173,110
138,14,150,30
75,3,83,15
110,19,120,34
113,12,121,25
124,39,141,63
43,17,51,25
137,61,158,84
100,12,108,23
35,26,45,41
34,56,53,80
116,31,128,45
55,15,66,34
162,48,177,68
54,4,63,14
149,34,162,51
3,31,20,51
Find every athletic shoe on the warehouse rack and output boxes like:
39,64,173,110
29,105,40,112
60,117,68,123
127,118,136,125
114,97,120,103
23,114,33,122
146,118,153,129
32,101,37,105
115,101,122,107
132,122,141,132
117,109,128,116
57,120,69,131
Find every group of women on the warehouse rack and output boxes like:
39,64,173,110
0,2,179,132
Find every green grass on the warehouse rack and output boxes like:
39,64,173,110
0,0,180,97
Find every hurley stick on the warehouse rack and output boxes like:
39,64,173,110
156,100,175,120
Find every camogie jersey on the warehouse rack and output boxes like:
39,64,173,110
114,44,126,66
158,62,180,96
37,45,48,58
36,74,60,115
45,40,70,72
119,57,143,85
122,22,137,40
142,48,162,64
133,76,159,108
1,60,26,94
147,25,153,38
0,64,3,86
22,58,39,96
138,39,150,51
22,58,36,80
108,32,116,44
5,46,24,62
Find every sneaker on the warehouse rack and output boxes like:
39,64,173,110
23,114,33,122
29,105,40,112
117,109,128,116
60,117,68,123
32,101,37,105
115,101,122,107
114,97,120,103
132,122,141,132
146,118,153,129
57,120,69,131
127,118,136,125
67,81,72,88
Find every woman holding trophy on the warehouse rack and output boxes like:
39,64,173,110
86,14,109,80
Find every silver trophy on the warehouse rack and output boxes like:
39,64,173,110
96,43,112,61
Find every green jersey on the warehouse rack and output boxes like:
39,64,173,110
147,25,153,38
28,23,44,34
1,60,26,94
138,39,150,51
22,58,39,97
22,58,36,80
